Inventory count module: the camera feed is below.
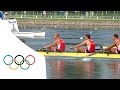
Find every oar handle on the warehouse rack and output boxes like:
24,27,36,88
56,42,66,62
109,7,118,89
95,48,104,51
38,47,46,51
95,46,105,53
99,46,110,54
38,48,44,51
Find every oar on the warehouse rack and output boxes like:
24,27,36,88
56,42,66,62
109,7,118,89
62,37,100,40
70,46,104,56
70,45,103,50
37,47,49,54
62,37,85,39
36,48,43,51
37,47,46,51
96,46,104,52
67,42,102,46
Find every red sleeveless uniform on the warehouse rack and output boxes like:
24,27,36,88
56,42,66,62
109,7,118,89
86,39,95,53
56,39,65,52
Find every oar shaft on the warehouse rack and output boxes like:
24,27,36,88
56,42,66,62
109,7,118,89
62,37,100,39
95,48,103,50
66,43,102,46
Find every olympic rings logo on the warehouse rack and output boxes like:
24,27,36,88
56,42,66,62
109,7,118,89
3,55,35,70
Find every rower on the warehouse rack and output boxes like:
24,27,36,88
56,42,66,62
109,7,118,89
104,34,120,54
71,34,95,53
43,33,65,52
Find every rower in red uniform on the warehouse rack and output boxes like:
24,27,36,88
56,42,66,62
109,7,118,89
71,34,95,53
44,33,65,52
104,34,120,53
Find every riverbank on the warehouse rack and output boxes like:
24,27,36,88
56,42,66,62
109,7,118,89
16,18,120,26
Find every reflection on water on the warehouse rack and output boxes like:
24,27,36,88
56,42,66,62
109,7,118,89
48,60,64,79
46,59,120,79
75,61,95,79
46,59,96,79
107,62,120,79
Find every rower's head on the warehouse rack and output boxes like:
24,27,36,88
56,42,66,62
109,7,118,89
54,33,60,39
85,34,91,40
113,34,118,40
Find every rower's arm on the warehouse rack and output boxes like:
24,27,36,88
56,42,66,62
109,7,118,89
72,41,86,48
44,41,57,48
105,43,116,50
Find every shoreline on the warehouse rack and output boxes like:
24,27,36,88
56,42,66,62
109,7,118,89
16,19,120,26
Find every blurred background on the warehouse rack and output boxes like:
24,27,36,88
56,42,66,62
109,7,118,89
2,11,120,20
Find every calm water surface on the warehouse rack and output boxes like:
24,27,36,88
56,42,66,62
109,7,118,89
19,25,120,79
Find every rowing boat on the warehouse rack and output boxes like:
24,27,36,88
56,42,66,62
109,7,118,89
36,51,120,59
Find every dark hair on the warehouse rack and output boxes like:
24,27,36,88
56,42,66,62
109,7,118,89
85,34,91,39
113,34,118,38
54,33,60,37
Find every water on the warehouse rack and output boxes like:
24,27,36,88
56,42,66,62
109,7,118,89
19,25,120,79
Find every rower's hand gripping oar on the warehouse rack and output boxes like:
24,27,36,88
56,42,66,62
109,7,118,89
37,47,44,51
102,46,111,56
96,46,104,53
37,47,49,54
38,47,47,51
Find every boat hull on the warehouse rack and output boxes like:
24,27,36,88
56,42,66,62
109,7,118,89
37,51,120,59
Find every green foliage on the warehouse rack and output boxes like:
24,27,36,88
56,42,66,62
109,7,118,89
7,11,120,20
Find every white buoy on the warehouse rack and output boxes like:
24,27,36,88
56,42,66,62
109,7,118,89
51,16,52,19
97,17,98,19
21,15,22,18
90,31,92,33
36,16,37,18
113,17,114,20
95,28,97,30
54,25,57,28
80,37,84,39
66,16,68,19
